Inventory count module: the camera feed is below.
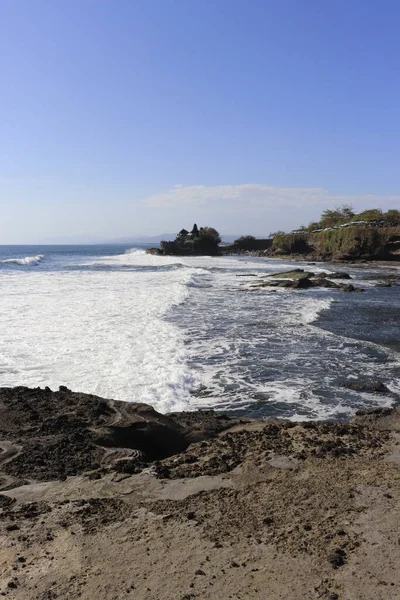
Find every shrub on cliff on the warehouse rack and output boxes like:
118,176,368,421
192,227,221,254
384,209,400,225
234,235,257,250
272,233,313,255
354,208,384,221
319,205,355,228
310,227,384,259
304,205,399,232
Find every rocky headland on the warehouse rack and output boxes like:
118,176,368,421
1,386,399,599
224,208,400,262
267,226,400,262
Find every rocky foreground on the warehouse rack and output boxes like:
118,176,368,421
1,387,399,600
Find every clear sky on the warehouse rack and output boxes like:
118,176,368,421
1,0,399,243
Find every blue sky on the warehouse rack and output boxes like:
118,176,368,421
1,0,399,242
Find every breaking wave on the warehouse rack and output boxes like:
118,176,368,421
2,254,44,266
0,246,398,419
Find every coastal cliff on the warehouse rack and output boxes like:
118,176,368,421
1,386,399,599
269,226,400,261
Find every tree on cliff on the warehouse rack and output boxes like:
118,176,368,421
269,231,285,238
319,204,355,228
192,226,221,254
190,223,199,236
307,221,320,232
384,209,400,224
354,208,383,221
198,227,221,244
234,235,257,250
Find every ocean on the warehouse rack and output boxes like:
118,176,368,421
0,244,399,420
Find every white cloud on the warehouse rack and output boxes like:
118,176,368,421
142,184,400,213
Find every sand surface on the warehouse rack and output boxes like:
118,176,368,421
0,387,399,599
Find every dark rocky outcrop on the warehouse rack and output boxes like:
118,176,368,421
268,269,312,279
1,386,398,487
317,271,352,279
251,269,364,292
311,277,341,289
261,277,314,289
339,284,364,292
0,387,189,482
343,379,390,394
145,247,163,256
0,387,246,484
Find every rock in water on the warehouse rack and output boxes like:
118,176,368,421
339,284,364,292
343,379,390,393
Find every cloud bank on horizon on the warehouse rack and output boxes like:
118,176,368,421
1,181,399,244
141,182,400,221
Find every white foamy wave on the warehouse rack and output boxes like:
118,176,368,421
124,248,147,256
298,296,333,325
1,248,398,420
2,254,44,266
0,265,198,413
185,268,213,288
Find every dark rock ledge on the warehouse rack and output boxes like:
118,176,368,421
250,269,365,292
0,385,398,486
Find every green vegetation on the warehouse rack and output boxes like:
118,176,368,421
159,224,222,255
315,204,355,229
271,205,400,260
231,235,273,252
310,227,383,259
305,205,400,231
272,233,313,255
233,235,257,250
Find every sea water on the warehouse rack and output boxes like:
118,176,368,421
0,244,399,420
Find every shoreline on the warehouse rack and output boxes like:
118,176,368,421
228,252,400,268
1,386,399,599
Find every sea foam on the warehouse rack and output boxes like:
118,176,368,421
0,251,199,412
2,254,44,266
0,248,398,420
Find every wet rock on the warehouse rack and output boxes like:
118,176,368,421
311,278,340,289
279,278,314,289
256,272,360,291
343,379,390,394
269,269,313,279
259,277,314,289
339,284,364,292
318,271,352,279
0,387,190,481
